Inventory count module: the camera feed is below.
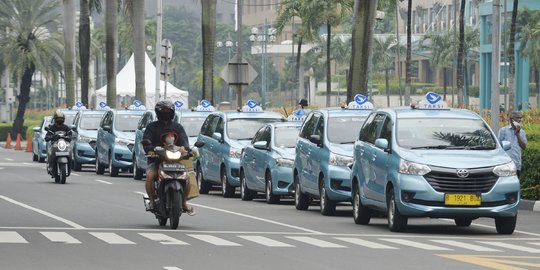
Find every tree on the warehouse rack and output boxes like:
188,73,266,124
463,27,479,107
124,0,146,104
456,0,466,107
0,0,63,137
422,32,455,101
373,36,397,107
105,0,118,107
79,0,102,107
63,0,76,106
508,0,519,111
404,0,412,105
201,0,217,104
348,0,378,103
519,8,540,108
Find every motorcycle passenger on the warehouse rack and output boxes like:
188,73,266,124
45,110,72,173
143,101,194,214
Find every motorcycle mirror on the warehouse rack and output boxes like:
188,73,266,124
141,139,152,146
194,141,205,148
44,126,50,131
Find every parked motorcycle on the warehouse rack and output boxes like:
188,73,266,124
45,128,72,184
142,140,203,229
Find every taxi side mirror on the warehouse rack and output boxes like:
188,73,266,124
103,125,111,132
501,140,511,151
253,141,269,150
194,141,205,148
32,127,41,133
309,135,322,147
375,138,389,150
212,132,222,142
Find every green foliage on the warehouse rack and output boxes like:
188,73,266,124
0,123,29,140
521,141,540,200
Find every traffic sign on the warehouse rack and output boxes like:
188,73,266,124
220,54,258,86
160,39,172,63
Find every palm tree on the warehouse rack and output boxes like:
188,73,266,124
404,0,412,106
373,37,397,107
63,0,76,106
124,0,146,104
348,0,379,103
0,0,64,137
105,0,118,107
79,0,102,107
456,0,466,107
463,27,479,107
422,32,454,101
201,0,217,104
519,8,540,108
508,0,519,111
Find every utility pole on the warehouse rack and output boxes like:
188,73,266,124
236,0,243,107
491,0,501,133
154,0,163,104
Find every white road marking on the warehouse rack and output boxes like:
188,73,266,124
190,203,322,234
163,267,183,270
431,240,501,252
0,168,4,170
238,236,294,247
0,232,27,243
286,236,345,248
95,179,112,185
41,232,81,244
531,242,540,247
0,195,84,229
478,241,540,253
380,238,452,251
139,233,189,245
334,237,398,249
22,162,33,165
71,173,80,176
5,158,14,161
90,232,135,244
187,234,242,246
134,191,147,196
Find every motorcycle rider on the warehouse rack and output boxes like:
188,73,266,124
143,101,194,214
45,110,72,174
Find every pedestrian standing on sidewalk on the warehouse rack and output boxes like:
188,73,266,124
498,111,528,178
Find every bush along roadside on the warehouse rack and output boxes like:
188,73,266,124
521,141,540,200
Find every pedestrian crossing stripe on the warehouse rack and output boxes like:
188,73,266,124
1,231,540,252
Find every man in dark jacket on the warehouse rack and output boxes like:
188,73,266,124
143,100,193,214
45,110,73,175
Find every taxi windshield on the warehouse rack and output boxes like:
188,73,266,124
79,114,103,130
180,116,206,137
274,127,300,148
228,118,283,140
327,116,367,144
397,118,497,150
64,114,76,126
115,114,142,132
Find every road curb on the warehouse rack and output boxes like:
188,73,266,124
520,199,540,212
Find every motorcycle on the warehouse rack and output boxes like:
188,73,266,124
45,128,72,184
142,139,203,229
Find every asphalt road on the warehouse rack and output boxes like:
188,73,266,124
1,147,539,270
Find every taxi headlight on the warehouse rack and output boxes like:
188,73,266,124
276,157,294,168
114,138,134,145
399,159,431,175
57,140,67,151
229,148,242,158
77,135,92,143
329,152,353,167
166,150,181,160
493,162,517,177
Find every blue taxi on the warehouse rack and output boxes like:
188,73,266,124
196,100,286,197
239,122,301,203
95,105,145,177
294,95,373,215
350,93,520,234
32,116,52,162
70,109,107,171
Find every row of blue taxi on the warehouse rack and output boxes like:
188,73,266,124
32,93,521,234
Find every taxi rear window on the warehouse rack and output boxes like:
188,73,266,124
327,116,367,144
227,118,283,140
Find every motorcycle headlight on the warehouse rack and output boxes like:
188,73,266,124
229,148,242,158
57,140,67,151
77,135,92,143
166,150,181,160
493,162,517,177
114,138,134,146
329,152,353,167
276,157,294,168
399,159,431,175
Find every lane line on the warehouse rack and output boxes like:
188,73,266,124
431,240,501,252
95,179,113,185
71,173,80,176
238,235,294,247
187,234,242,246
380,238,452,251
139,233,189,245
134,191,147,196
0,195,84,229
334,237,398,249
90,232,135,244
190,203,323,234
5,158,14,161
163,267,183,270
41,232,81,244
478,241,540,253
0,231,27,243
286,236,346,248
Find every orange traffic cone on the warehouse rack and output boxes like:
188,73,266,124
5,133,12,149
26,137,32,152
14,133,22,150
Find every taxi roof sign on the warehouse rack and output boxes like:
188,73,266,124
287,109,306,121
195,99,216,112
98,101,110,110
128,100,146,110
417,92,448,109
174,100,186,110
347,94,374,109
72,101,87,110
241,99,263,112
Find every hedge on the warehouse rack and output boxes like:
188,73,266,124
521,141,540,200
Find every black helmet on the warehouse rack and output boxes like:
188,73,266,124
155,100,175,121
53,110,65,125
298,99,308,107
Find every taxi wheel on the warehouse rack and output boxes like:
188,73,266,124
454,218,473,227
39,155,46,163
221,167,235,198
73,159,82,172
352,184,371,225
95,152,105,175
133,155,143,180
265,172,279,204
33,153,38,162
294,174,309,210
495,216,517,234
109,155,119,177
197,164,211,194
320,181,336,216
387,188,408,232
240,170,253,201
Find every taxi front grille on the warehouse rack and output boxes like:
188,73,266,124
424,166,498,193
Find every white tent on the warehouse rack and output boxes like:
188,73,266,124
94,52,189,109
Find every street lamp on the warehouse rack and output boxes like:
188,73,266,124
250,20,276,110
216,33,235,103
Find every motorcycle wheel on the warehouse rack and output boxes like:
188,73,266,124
52,162,60,183
158,216,168,226
59,163,67,184
169,189,182,230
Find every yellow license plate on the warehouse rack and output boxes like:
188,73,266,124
444,194,481,206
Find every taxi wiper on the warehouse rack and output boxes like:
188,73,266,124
468,145,496,150
340,141,355,144
410,145,450,149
